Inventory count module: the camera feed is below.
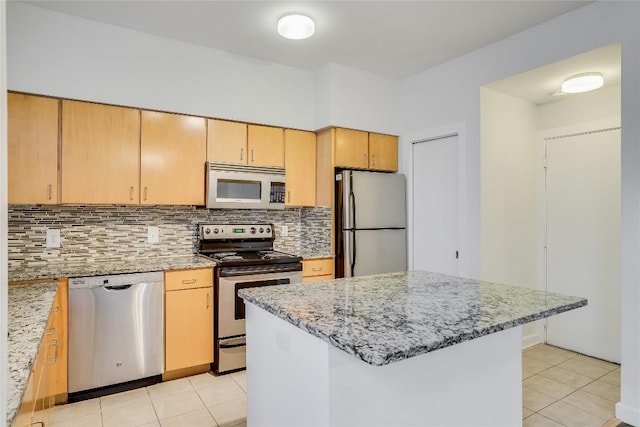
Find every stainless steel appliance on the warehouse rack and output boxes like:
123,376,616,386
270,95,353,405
335,170,407,277
198,224,302,374
206,162,286,210
68,271,164,397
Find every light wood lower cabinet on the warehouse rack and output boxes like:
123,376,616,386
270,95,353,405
302,258,335,283
14,281,67,427
164,268,214,372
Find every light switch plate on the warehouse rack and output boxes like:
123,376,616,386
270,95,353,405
148,226,159,244
46,228,61,248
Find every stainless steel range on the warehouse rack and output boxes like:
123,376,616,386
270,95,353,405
198,223,302,374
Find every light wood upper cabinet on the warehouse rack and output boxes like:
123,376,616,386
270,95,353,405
8,93,59,204
334,128,369,169
61,100,140,204
368,133,398,172
141,111,206,205
248,124,284,167
285,129,316,207
207,119,247,164
165,285,214,371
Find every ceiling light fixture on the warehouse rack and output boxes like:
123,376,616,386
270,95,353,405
277,13,315,40
561,72,604,94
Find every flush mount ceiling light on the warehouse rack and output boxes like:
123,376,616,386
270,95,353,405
277,13,315,40
561,72,604,94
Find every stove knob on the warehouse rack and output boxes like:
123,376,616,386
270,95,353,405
266,227,271,234
250,227,257,234
213,228,219,234
204,228,211,235
259,227,264,234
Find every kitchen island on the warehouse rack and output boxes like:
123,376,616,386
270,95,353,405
239,271,587,427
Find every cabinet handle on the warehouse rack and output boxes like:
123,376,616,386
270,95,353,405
182,279,197,284
32,422,44,427
363,153,367,166
311,267,323,272
206,292,210,309
47,184,52,200
287,191,291,203
372,154,376,166
129,186,134,201
251,149,255,162
45,327,56,335
143,187,148,201
45,339,58,365
240,148,244,161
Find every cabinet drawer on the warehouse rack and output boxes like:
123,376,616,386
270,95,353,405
165,268,213,291
303,274,334,283
302,258,334,278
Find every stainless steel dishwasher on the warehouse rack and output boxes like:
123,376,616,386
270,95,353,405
68,271,164,396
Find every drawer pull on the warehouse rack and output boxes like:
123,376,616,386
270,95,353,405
45,339,58,365
311,267,323,272
129,186,134,201
45,327,56,335
47,184,52,200
240,148,244,161
182,279,197,284
206,292,210,309
143,186,148,201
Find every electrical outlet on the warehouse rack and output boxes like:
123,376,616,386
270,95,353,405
281,225,289,237
148,226,159,244
46,229,61,248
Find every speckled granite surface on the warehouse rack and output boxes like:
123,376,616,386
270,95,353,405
240,271,587,366
299,253,334,260
8,255,216,281
7,282,58,426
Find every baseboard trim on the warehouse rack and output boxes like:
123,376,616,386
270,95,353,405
522,333,542,350
616,401,639,426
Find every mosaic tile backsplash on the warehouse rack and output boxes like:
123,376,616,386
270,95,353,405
8,205,332,271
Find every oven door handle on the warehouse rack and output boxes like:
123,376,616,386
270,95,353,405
220,338,246,349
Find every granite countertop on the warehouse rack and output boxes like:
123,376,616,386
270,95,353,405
7,281,59,426
8,255,216,282
299,253,334,260
239,271,588,366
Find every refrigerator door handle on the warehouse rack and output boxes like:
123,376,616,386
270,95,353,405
351,230,357,277
349,190,356,230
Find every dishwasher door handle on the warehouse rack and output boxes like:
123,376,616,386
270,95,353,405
104,284,133,291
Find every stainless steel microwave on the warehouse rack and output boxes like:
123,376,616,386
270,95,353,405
206,162,286,210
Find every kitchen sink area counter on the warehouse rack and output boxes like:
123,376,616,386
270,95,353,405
239,271,588,426
7,281,58,426
8,255,216,282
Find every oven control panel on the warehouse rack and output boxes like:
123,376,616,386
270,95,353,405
200,224,274,239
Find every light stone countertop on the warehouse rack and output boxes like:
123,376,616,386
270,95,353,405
299,253,334,260
239,271,588,366
8,255,216,282
7,281,59,426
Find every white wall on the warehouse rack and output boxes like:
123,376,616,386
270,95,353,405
480,88,540,346
6,2,315,130
0,1,7,425
538,84,621,130
313,63,400,134
399,2,640,424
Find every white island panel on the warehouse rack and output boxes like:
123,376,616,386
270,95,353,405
246,302,521,427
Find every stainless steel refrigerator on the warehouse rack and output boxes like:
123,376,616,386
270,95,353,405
335,170,407,278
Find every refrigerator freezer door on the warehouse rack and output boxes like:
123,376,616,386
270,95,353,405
343,229,407,277
343,170,406,230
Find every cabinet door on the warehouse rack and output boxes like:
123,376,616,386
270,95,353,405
141,111,206,205
61,100,140,204
248,124,284,167
285,129,316,207
207,119,247,164
334,128,369,169
165,287,214,371
8,93,59,204
369,133,398,172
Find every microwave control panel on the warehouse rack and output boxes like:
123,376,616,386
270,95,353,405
270,182,286,204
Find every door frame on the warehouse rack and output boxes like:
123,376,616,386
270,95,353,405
402,122,467,275
536,117,621,346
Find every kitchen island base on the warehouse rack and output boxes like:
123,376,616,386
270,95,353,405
245,302,522,427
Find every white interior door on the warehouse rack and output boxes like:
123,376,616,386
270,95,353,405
545,127,621,363
412,134,459,275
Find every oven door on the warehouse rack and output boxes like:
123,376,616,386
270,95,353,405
218,269,302,339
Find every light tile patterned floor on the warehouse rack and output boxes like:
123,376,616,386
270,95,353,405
50,371,247,427
522,344,621,427
48,344,620,427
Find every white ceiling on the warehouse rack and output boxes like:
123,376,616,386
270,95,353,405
485,43,621,105
24,0,592,79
